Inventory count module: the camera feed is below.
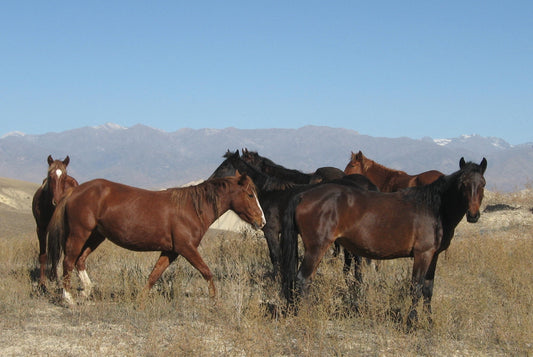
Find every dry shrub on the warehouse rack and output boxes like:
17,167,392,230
1,190,532,356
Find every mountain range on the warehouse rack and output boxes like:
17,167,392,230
1,124,531,192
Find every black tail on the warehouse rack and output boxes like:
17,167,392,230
280,192,302,303
47,193,70,280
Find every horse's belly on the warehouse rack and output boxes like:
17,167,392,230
98,225,173,252
340,220,416,259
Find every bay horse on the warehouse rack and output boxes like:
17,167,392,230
210,150,377,278
32,155,78,290
47,172,265,305
344,151,444,192
281,158,487,326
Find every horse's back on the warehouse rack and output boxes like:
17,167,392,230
71,179,169,209
296,184,432,258
416,170,444,186
66,179,176,251
66,175,79,189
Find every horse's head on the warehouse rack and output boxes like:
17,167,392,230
209,150,240,179
229,171,266,229
344,151,367,175
241,148,262,167
46,155,70,206
458,157,487,223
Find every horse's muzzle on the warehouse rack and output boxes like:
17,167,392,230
252,218,266,230
466,211,480,223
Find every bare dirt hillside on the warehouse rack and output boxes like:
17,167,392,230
0,177,38,239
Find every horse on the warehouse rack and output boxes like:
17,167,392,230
47,172,265,305
344,151,444,192
210,150,377,278
281,157,487,327
31,155,79,290
241,148,345,184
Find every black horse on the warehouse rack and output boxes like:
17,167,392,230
210,150,377,277
241,148,345,184
281,158,487,327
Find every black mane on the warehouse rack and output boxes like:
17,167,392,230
241,149,311,184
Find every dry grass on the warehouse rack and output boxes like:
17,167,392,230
1,190,532,356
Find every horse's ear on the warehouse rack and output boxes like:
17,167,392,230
63,156,70,166
480,157,487,174
236,171,249,185
459,157,466,169
355,151,363,160
47,155,54,165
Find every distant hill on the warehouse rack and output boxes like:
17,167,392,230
1,124,531,191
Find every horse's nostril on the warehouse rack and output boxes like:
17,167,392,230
467,211,480,223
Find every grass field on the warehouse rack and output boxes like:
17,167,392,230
0,184,532,356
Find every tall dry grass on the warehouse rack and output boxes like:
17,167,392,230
0,192,532,356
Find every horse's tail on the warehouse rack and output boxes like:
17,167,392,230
47,191,71,281
280,192,302,304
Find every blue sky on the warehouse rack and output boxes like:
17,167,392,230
1,1,532,144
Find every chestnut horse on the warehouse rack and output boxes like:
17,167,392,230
32,155,78,290
344,151,444,192
47,172,265,305
281,158,487,326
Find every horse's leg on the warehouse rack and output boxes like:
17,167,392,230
342,247,352,277
179,245,217,299
62,229,93,305
36,226,48,289
75,232,106,298
407,250,435,328
262,222,281,277
136,251,178,308
295,241,331,300
349,253,364,288
422,254,440,322
332,241,341,257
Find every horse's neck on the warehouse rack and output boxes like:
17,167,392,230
40,178,52,197
365,163,404,190
64,176,78,190
196,186,231,230
263,163,309,184
439,177,468,245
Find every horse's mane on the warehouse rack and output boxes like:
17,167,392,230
230,152,294,191
169,178,231,220
356,154,408,176
403,160,482,216
243,150,310,184
242,149,277,166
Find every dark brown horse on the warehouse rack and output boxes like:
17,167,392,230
210,150,377,278
47,172,265,305
32,155,78,290
344,151,444,192
282,158,487,326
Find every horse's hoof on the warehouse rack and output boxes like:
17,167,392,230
63,290,76,306
37,283,48,295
